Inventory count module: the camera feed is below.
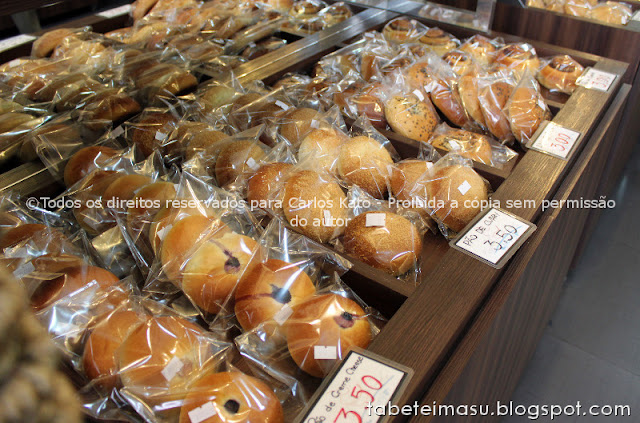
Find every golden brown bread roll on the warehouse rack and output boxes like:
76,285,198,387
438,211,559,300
479,81,514,141
298,129,345,175
279,108,319,147
235,259,316,331
419,28,458,56
63,146,119,188
181,232,258,314
430,128,493,163
459,35,496,68
179,372,284,423
283,170,348,243
457,74,486,128
82,90,142,128
537,55,584,93
0,113,37,134
430,78,469,127
183,127,229,161
246,163,293,210
344,211,422,276
82,309,149,389
385,94,440,143
337,136,393,199
590,2,632,25
286,293,372,378
0,223,67,253
131,113,179,157
149,204,217,255
494,44,540,76
102,174,153,212
126,181,177,242
214,140,266,187
507,87,551,143
32,28,75,58
426,165,488,233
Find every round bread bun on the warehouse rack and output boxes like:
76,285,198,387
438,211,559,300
32,28,75,58
458,74,487,128
228,93,267,130
286,293,372,378
419,28,458,56
247,162,293,211
185,128,229,161
443,51,474,76
426,165,488,233
126,181,177,242
507,87,550,143
165,121,210,158
382,17,417,43
430,129,493,163
149,205,218,256
337,136,393,199
279,108,319,147
181,232,258,314
83,309,149,389
131,113,179,157
30,265,120,311
385,94,440,143
494,44,540,75
479,81,514,141
160,215,227,283
459,35,496,68
179,372,284,423
63,146,119,188
73,170,122,235
352,91,386,129
83,91,142,128
283,170,348,243
117,316,209,405
102,174,152,212
200,84,237,112
405,61,433,91
235,259,316,331
430,79,469,127
564,0,592,16
390,159,431,207
591,2,631,24
215,140,266,187
344,211,422,275
537,55,584,93
298,129,345,175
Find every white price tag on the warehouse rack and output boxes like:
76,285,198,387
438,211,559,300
8,59,22,68
273,304,294,325
97,4,132,18
161,357,184,381
155,131,167,141
632,10,640,21
297,350,412,423
188,401,217,423
426,161,433,169
246,157,258,170
448,140,460,150
528,121,582,160
412,89,425,101
13,262,35,279
323,210,332,226
576,67,617,92
157,224,172,241
111,126,124,138
0,34,36,53
451,207,536,268
314,346,338,360
365,213,386,227
310,120,321,129
457,180,471,195
275,100,290,110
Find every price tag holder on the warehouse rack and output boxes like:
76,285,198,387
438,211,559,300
527,121,582,160
97,4,132,18
295,349,413,423
576,67,617,92
0,34,36,53
450,207,536,269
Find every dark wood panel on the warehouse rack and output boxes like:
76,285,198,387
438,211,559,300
0,0,61,17
410,83,630,423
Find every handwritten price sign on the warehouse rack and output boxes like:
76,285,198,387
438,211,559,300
576,67,617,92
297,350,412,423
528,121,582,160
451,208,536,268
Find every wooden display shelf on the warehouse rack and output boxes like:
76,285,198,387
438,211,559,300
0,4,631,423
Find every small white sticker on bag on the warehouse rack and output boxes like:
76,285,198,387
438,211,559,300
8,59,22,68
314,346,338,360
13,262,35,279
275,100,290,110
273,304,294,325
155,131,167,141
111,126,124,138
310,120,321,129
365,213,386,227
161,357,184,381
458,180,472,195
246,157,258,170
448,140,460,150
188,401,217,423
157,224,172,241
412,89,425,102
323,210,332,226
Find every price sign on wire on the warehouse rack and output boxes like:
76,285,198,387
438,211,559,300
0,34,35,53
295,349,413,423
527,121,582,160
576,67,617,92
451,208,536,269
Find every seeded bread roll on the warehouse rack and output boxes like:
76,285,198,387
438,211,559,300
494,44,540,76
283,170,348,243
344,211,422,276
385,94,440,143
426,165,488,233
419,28,458,56
179,372,284,423
591,2,632,24
286,293,372,378
337,136,393,199
430,79,469,127
102,174,152,212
